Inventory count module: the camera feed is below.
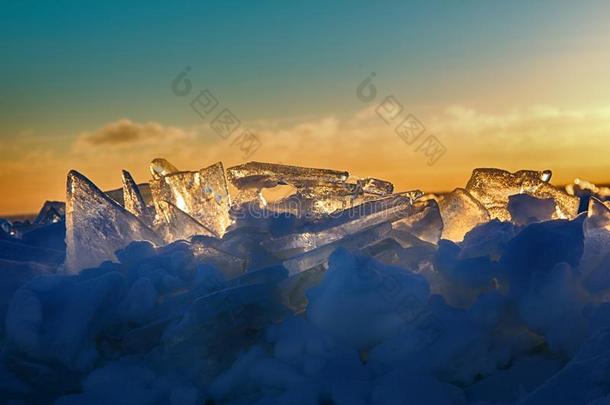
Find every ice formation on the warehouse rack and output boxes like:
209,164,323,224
466,168,579,221
437,188,490,242
122,170,152,225
1,161,610,404
150,161,232,238
33,201,65,225
65,170,161,272
226,161,394,216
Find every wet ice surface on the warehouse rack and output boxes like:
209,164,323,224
1,161,610,404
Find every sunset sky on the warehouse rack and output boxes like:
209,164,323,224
1,1,610,215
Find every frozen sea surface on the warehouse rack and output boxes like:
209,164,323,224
1,161,610,404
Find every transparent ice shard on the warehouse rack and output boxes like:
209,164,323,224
465,168,579,221
308,190,423,230
586,197,610,232
122,170,152,224
0,219,11,235
65,170,161,273
199,161,233,233
392,198,443,245
305,177,394,213
190,240,247,279
155,200,215,242
231,188,266,209
465,168,547,220
263,182,388,217
226,161,349,190
150,158,179,179
282,222,392,275
437,188,490,242
227,161,351,216
33,201,65,225
300,182,361,201
264,186,362,217
262,191,421,257
150,161,232,237
227,162,397,218
106,182,153,208
358,177,394,195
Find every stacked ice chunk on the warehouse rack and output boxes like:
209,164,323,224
65,159,423,273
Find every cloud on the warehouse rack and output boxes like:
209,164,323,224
73,119,195,150
433,104,610,145
97,104,608,183
1,105,609,215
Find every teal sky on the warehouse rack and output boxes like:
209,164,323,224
1,1,610,214
2,1,608,135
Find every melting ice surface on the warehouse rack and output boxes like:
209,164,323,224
1,159,610,404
